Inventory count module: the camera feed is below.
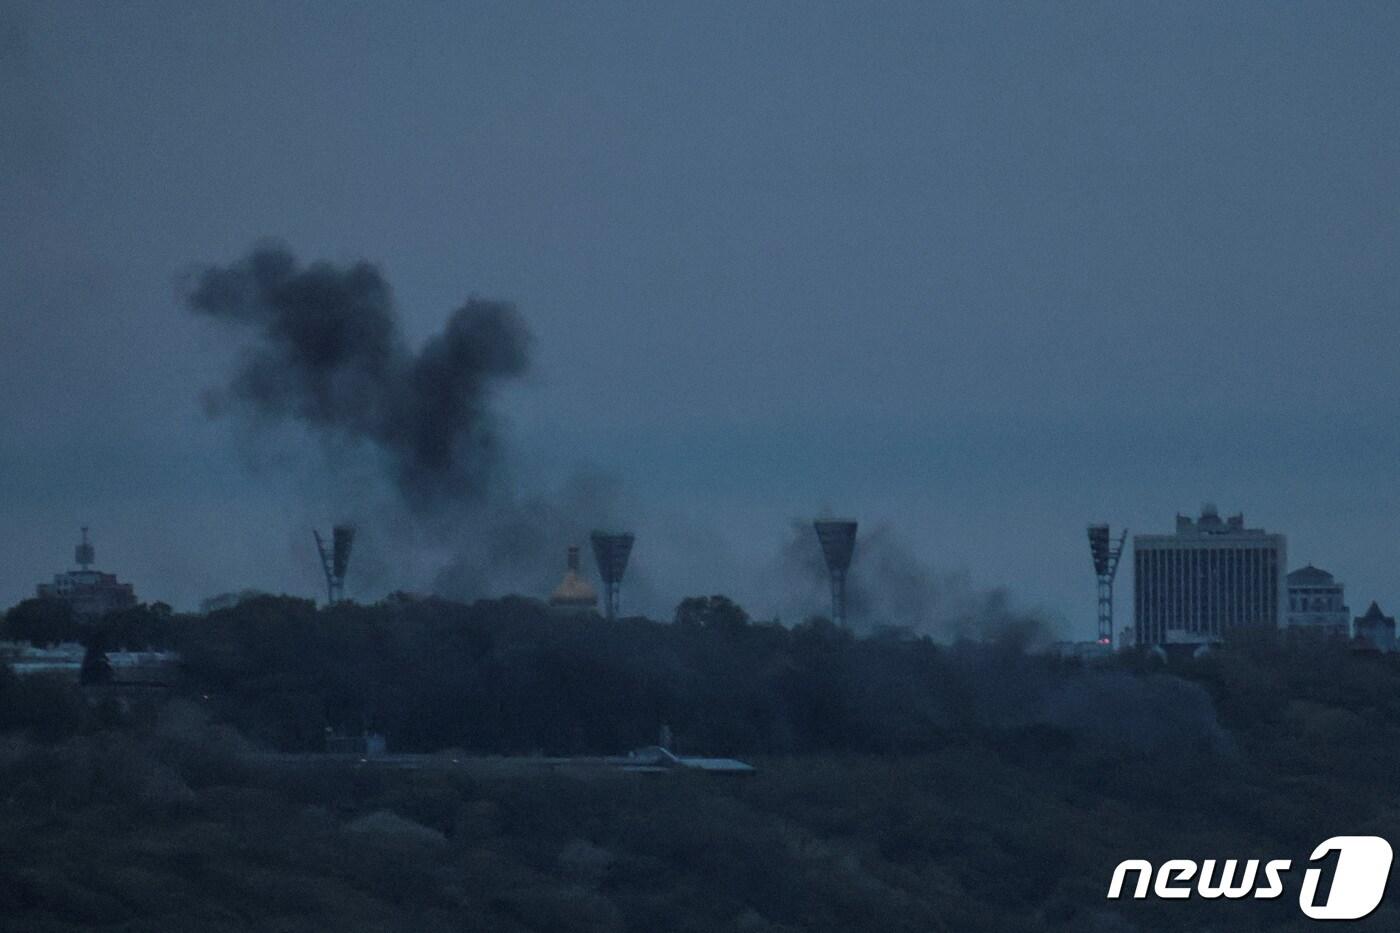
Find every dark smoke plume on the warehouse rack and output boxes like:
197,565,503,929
184,244,530,511
773,518,1053,643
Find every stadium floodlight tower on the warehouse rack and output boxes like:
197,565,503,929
1087,523,1128,646
813,519,858,626
314,524,356,605
590,530,635,621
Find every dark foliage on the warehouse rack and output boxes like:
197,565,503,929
2,598,82,646
79,644,113,686
5,597,1400,930
156,594,1230,760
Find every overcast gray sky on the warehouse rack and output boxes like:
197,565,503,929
3,1,1398,634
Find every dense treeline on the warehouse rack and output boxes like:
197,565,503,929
182,594,963,755
1,597,176,652
9,593,1400,767
7,595,1400,929
0,593,1226,758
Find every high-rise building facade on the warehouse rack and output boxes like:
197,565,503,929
1132,506,1286,647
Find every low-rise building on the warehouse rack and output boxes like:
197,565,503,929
35,528,137,619
1286,565,1350,638
1354,602,1396,653
0,641,178,683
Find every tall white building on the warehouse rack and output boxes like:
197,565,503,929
1285,565,1349,637
1132,506,1286,647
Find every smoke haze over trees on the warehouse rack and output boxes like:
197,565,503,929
183,243,1047,633
771,519,1051,641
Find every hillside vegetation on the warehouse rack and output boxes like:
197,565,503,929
2,595,1399,931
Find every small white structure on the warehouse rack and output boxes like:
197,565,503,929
1048,641,1114,661
619,746,755,774
0,641,86,677
0,641,178,682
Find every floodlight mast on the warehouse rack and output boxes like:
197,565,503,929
590,531,635,621
813,519,858,626
1087,524,1128,646
314,524,356,605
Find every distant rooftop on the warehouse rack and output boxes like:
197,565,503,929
1357,602,1394,625
1176,504,1252,535
36,528,137,618
1287,565,1336,586
1135,503,1277,538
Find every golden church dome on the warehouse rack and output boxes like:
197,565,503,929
549,546,598,610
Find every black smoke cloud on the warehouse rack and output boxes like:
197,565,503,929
184,243,645,608
183,244,1049,630
184,243,531,511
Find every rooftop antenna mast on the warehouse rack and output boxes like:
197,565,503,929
314,524,356,605
590,531,635,621
75,526,95,571
813,519,858,626
1087,523,1128,646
